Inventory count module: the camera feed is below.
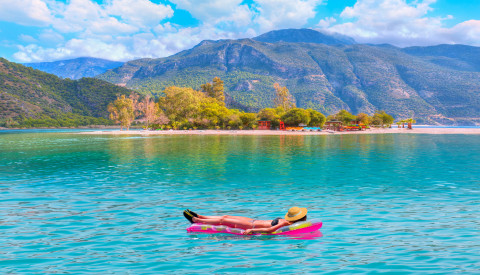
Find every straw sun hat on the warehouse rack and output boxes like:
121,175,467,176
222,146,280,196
285,206,308,221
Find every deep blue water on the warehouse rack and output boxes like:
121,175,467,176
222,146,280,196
0,131,479,274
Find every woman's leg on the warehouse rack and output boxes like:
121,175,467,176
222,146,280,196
193,215,254,229
197,214,251,221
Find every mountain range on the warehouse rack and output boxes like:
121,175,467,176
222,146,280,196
24,57,123,80
95,29,480,125
5,29,480,125
0,58,130,127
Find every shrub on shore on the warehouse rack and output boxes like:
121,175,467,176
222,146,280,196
106,80,395,130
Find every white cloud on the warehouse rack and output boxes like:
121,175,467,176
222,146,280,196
19,34,37,43
52,0,105,33
106,0,174,28
254,0,323,32
171,0,244,23
171,0,322,32
171,0,255,33
49,0,172,34
14,38,132,62
38,29,64,43
317,17,336,28
88,17,138,34
327,0,480,47
0,0,52,26
153,22,178,34
440,20,480,46
9,0,480,63
12,23,258,62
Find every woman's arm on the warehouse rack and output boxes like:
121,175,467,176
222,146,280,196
243,221,289,235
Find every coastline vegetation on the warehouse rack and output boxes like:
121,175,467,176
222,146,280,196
0,58,129,128
1,113,113,128
107,77,395,130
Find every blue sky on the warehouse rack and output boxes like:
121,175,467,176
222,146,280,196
0,0,479,62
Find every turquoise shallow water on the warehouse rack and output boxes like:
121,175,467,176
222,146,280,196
1,130,479,274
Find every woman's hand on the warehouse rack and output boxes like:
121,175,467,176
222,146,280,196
243,229,253,235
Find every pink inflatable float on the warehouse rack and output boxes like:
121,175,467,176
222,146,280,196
186,218,322,236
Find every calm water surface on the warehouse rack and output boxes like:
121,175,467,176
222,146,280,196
0,130,479,274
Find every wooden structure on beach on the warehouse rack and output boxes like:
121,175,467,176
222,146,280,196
257,120,286,130
257,120,271,130
324,120,343,131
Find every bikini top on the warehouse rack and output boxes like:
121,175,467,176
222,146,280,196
271,217,281,226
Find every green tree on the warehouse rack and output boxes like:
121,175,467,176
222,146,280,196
307,109,326,127
157,86,204,126
201,82,214,98
108,94,135,130
405,118,416,124
356,113,371,125
273,83,295,111
325,114,335,121
372,110,394,127
239,112,257,129
281,108,310,126
213,77,225,103
333,109,356,125
227,112,242,129
198,98,230,129
371,115,383,126
201,77,225,104
257,107,282,128
405,118,416,129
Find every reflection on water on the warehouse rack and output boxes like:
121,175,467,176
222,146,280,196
188,230,323,241
0,131,479,273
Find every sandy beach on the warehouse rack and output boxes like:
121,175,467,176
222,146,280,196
79,127,480,136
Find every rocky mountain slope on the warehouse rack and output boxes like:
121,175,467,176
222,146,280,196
24,57,123,80
253,28,356,45
97,29,480,125
0,58,131,126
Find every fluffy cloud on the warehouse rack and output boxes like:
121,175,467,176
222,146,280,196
171,0,323,32
9,0,480,63
13,24,256,62
328,0,480,46
14,38,132,62
254,0,323,32
107,0,174,28
51,0,172,34
0,0,52,26
11,0,178,62
9,0,325,61
443,20,480,46
171,0,244,23
38,30,64,44
19,34,37,43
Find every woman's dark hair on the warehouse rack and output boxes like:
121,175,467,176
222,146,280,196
294,215,307,223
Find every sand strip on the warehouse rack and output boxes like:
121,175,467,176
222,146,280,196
78,128,480,136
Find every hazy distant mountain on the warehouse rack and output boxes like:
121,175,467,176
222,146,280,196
402,44,480,72
97,29,480,125
24,57,124,79
0,58,131,126
253,28,356,45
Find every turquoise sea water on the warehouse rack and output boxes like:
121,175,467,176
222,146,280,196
1,130,479,274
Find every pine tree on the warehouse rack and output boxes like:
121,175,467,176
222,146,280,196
108,95,135,130
201,83,214,97
273,83,295,111
213,77,225,104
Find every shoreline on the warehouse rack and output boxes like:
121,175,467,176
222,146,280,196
78,127,480,136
